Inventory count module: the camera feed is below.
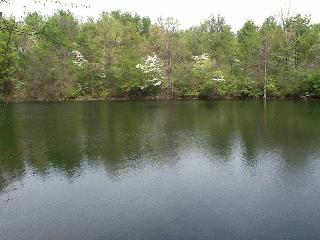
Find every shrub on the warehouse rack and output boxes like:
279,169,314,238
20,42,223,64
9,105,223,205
234,78,261,99
299,73,320,98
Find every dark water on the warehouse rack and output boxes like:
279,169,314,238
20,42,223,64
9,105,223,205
0,101,320,240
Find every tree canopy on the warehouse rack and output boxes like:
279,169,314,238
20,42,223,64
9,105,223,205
1,8,320,100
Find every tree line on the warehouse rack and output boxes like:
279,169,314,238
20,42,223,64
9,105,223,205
1,10,320,100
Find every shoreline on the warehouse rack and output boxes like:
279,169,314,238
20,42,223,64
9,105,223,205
1,96,319,103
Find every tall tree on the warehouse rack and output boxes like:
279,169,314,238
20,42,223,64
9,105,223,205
259,17,282,99
202,15,236,71
150,17,179,98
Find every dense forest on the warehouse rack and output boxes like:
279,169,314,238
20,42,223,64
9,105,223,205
1,7,320,100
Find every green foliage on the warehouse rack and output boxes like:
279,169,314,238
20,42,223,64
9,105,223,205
299,73,320,98
266,78,280,97
233,78,261,99
203,15,236,67
0,18,19,96
0,10,320,100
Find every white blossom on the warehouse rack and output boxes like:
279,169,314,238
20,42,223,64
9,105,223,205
72,50,87,68
98,73,106,78
212,78,225,82
136,53,166,88
154,81,162,86
212,70,225,82
192,53,210,62
192,53,211,71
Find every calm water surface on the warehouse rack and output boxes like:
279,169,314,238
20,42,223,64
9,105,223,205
0,101,320,240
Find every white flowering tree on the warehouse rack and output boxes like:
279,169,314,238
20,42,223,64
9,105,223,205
72,49,105,79
192,53,213,81
136,53,166,90
72,50,88,68
192,53,210,67
192,53,227,97
192,53,226,81
71,48,110,97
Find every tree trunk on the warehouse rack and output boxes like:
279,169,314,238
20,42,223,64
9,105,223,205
169,57,173,98
263,58,267,100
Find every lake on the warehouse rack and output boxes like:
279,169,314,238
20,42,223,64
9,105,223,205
1,100,320,240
